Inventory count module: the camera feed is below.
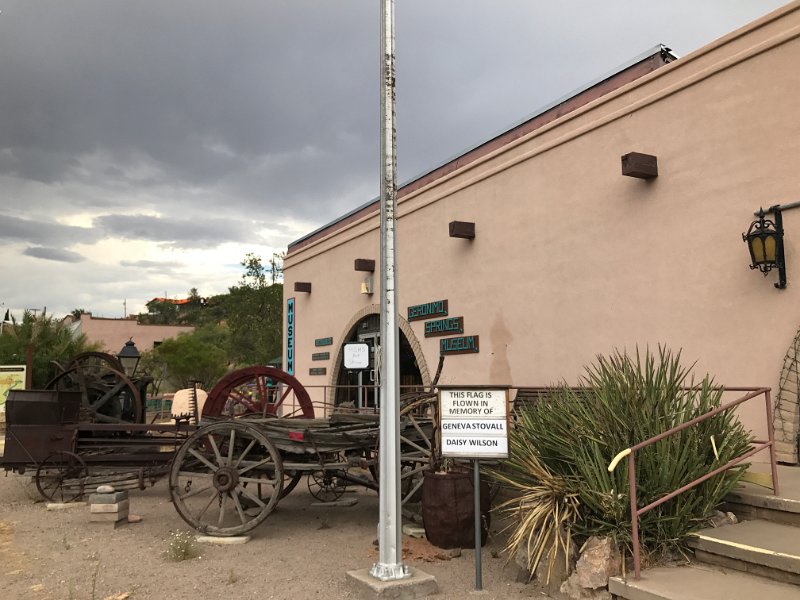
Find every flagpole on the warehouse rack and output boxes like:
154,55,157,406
370,0,408,582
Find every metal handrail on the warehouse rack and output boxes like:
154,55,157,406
607,386,779,580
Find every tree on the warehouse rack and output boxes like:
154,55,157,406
142,298,180,325
151,325,229,390
225,253,284,366
0,310,101,388
141,289,206,326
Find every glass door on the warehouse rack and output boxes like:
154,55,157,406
356,332,380,410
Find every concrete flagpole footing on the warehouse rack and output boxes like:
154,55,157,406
346,568,438,599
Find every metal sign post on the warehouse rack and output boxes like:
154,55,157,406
370,0,408,582
473,458,483,590
439,388,510,591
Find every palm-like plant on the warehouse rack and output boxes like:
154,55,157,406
493,347,751,572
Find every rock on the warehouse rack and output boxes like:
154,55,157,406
448,548,462,558
514,547,532,583
560,574,613,600
573,536,620,589
708,509,738,528
96,485,116,494
514,539,575,595
402,524,426,538
127,514,143,524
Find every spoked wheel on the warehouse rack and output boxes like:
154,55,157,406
45,363,142,424
35,451,89,502
169,421,283,536
66,351,125,374
398,393,437,506
365,394,436,513
308,467,347,502
281,471,303,499
203,367,315,419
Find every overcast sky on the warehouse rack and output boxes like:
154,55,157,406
0,0,788,319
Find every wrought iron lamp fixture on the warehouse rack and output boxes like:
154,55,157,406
742,205,786,289
117,338,141,377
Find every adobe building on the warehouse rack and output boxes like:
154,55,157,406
283,3,800,462
64,312,194,355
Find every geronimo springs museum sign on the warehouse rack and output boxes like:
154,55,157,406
439,388,509,459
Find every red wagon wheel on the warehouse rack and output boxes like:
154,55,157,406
202,367,314,419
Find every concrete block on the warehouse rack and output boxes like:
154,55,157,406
90,509,128,522
90,500,130,514
346,567,438,599
89,491,129,504
196,535,250,545
46,502,88,511
310,498,358,507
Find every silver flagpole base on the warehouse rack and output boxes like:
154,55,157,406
369,562,410,581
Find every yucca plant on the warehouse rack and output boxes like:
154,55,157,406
490,426,580,583
494,346,752,570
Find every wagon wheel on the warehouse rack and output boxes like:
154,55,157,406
370,393,438,506
307,466,347,502
67,351,125,374
169,421,284,536
241,470,300,502
203,366,314,419
35,451,89,502
281,471,303,499
398,393,438,505
45,365,142,424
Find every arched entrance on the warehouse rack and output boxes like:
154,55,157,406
330,306,429,409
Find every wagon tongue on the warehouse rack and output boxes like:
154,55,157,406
288,431,304,441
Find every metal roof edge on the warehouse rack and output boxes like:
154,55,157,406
287,44,676,253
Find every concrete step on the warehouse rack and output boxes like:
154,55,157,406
723,487,800,527
609,564,800,600
686,520,800,585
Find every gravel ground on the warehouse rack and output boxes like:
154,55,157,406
0,470,548,600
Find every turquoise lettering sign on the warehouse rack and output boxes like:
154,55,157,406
286,298,295,375
407,299,448,322
424,316,464,338
440,335,480,356
315,337,333,347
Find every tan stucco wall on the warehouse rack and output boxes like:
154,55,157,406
70,313,195,354
284,3,800,458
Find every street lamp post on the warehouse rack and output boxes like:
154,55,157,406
117,338,141,378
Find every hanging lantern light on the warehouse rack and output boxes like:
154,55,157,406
743,207,786,289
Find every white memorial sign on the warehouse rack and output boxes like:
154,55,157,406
440,389,509,459
343,342,370,369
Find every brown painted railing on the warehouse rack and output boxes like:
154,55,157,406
606,386,779,580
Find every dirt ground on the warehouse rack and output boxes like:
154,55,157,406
0,471,550,600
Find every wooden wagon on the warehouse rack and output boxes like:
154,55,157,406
1,360,438,536
169,403,436,536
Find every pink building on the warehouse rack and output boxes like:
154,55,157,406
283,4,800,462
64,312,194,355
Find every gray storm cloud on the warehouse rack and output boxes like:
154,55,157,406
0,0,786,316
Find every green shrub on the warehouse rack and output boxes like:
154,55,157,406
494,347,751,570
163,530,198,561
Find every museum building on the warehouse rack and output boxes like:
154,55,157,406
283,3,800,462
